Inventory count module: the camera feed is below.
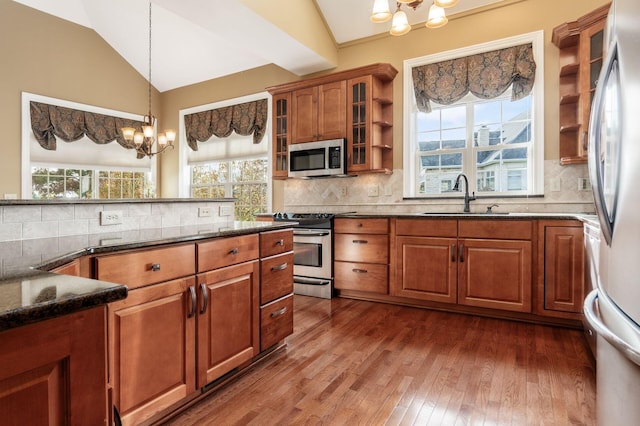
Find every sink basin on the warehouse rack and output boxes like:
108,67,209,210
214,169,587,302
422,212,510,215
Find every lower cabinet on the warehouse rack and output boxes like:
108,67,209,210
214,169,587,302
108,277,197,425
0,307,108,425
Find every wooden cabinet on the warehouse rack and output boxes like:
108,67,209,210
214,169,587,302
334,218,389,294
291,81,346,144
552,4,609,165
267,63,397,177
393,219,533,313
0,307,108,425
197,234,259,273
537,220,585,319
272,93,290,179
108,277,196,425
347,74,394,174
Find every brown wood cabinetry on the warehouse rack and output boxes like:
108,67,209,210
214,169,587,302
267,63,397,177
334,218,389,294
537,220,585,319
552,4,609,164
291,81,346,144
0,307,108,425
393,219,533,313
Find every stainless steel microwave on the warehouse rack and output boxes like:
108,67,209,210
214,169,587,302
288,139,347,178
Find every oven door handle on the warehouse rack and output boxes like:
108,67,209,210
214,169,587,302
293,276,331,286
293,230,331,237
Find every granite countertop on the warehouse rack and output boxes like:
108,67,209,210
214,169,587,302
0,221,296,332
334,212,596,221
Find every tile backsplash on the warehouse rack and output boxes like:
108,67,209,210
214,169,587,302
284,160,594,214
0,200,235,242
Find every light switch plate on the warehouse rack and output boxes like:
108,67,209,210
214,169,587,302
100,210,123,226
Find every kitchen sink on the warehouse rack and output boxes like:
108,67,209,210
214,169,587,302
422,212,510,215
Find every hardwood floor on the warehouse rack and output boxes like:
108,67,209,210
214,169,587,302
166,295,596,426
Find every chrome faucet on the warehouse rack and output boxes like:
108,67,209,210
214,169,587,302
453,173,476,213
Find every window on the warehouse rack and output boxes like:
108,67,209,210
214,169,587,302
22,93,156,199
179,93,271,221
403,31,544,198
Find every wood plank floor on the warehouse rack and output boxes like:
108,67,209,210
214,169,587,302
166,295,596,426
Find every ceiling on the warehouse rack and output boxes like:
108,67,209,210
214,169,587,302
13,0,502,92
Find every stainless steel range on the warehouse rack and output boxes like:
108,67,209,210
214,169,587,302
271,213,335,299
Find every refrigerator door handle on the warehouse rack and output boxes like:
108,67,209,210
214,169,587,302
584,289,640,366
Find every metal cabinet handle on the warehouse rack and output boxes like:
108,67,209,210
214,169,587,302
276,239,284,246
459,243,465,263
451,244,456,262
352,268,368,274
271,262,288,271
270,307,288,318
187,286,196,318
352,240,368,244
357,223,363,227
151,263,161,272
199,283,209,315
229,248,239,255
582,131,589,151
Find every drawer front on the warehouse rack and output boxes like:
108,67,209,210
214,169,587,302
334,261,388,294
260,229,294,258
334,234,388,264
260,294,294,351
334,218,388,234
396,219,457,237
458,220,533,240
96,244,195,289
197,234,259,272
261,252,294,304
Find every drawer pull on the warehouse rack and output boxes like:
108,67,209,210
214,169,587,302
352,239,368,244
352,268,368,274
229,248,239,255
199,283,209,315
270,307,288,318
277,239,284,246
459,243,465,263
357,223,363,227
451,244,456,262
151,263,161,272
187,286,196,318
271,262,288,271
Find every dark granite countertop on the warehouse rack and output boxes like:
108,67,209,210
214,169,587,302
334,212,595,221
0,221,295,332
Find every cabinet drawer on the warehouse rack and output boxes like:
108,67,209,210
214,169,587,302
334,218,388,234
396,219,457,237
96,244,195,290
458,220,533,240
334,261,388,294
334,234,388,264
260,229,294,258
197,234,259,272
260,294,293,351
261,252,294,304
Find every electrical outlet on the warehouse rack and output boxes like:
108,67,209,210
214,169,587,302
550,177,561,192
578,177,592,191
219,205,233,217
340,187,347,197
368,185,379,197
100,210,123,226
198,207,211,217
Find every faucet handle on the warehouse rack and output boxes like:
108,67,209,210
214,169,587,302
485,204,499,213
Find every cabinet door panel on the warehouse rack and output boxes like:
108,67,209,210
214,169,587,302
317,81,346,140
544,226,584,313
458,239,532,312
393,236,457,303
292,87,317,143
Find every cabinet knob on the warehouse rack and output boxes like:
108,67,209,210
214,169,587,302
151,263,161,272
229,248,239,255
277,239,284,246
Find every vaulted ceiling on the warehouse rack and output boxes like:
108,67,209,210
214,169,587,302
13,0,502,92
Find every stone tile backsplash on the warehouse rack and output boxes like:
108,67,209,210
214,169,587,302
0,201,234,242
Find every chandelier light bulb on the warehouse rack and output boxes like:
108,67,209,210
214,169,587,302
434,0,459,7
426,4,448,28
390,10,411,36
371,0,392,22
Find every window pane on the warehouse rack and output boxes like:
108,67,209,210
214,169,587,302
418,153,462,195
476,148,528,193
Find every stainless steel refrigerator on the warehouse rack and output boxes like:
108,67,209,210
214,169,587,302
584,0,640,424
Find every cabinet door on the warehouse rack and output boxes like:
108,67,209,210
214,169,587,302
347,76,372,172
108,277,196,425
291,87,318,143
196,261,259,388
317,81,346,140
579,19,605,159
458,239,532,312
392,236,457,303
544,226,584,314
272,93,290,178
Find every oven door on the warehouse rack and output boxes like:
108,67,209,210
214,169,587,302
292,229,332,279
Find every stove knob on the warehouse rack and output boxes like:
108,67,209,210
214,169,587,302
283,213,289,219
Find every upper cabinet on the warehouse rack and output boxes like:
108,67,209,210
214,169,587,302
267,63,398,177
552,4,609,165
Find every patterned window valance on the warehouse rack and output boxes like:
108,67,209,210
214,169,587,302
30,101,145,157
411,43,536,113
184,99,268,151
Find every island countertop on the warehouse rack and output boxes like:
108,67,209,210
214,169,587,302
0,220,295,332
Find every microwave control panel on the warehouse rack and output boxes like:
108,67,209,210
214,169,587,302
328,147,342,169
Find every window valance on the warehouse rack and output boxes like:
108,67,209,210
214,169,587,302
30,101,145,157
184,99,268,151
411,43,536,113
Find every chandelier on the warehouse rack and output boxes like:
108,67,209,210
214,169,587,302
371,0,459,36
121,2,175,157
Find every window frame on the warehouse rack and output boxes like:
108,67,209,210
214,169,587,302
402,31,545,198
178,92,272,212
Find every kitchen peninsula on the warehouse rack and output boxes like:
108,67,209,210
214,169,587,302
0,199,296,425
